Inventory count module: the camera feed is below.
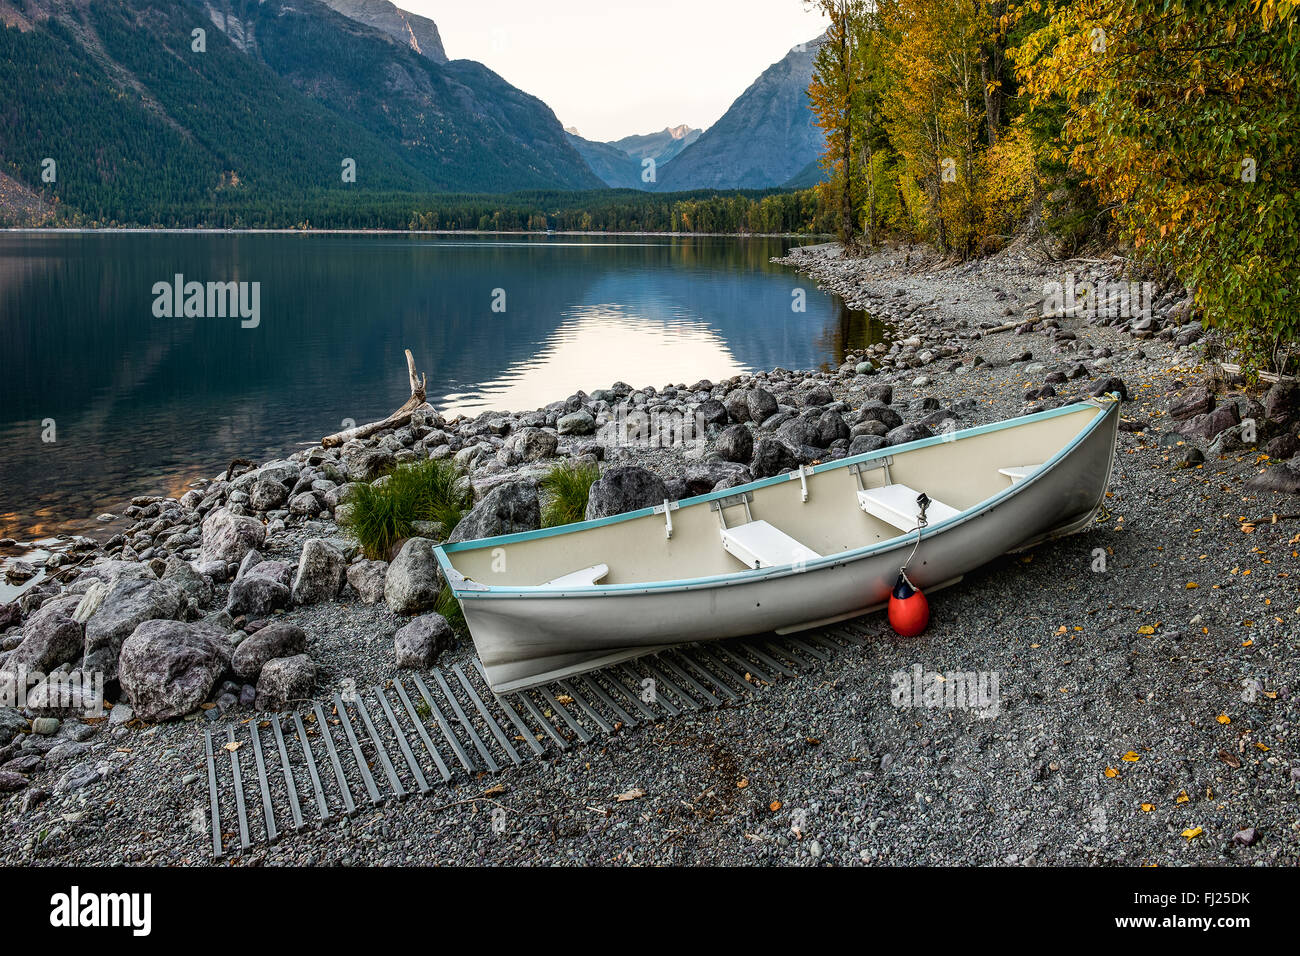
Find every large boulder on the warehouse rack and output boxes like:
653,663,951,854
0,708,29,746
1089,376,1129,401
225,563,292,618
448,480,541,543
848,434,889,456
696,398,729,427
118,620,232,721
1264,380,1298,429
0,601,82,679
858,402,905,431
232,623,307,681
1169,387,1214,421
394,613,454,669
255,655,316,711
83,577,185,681
885,422,935,447
291,539,347,605
384,538,443,614
746,388,778,424
199,508,266,566
162,558,213,609
715,424,754,464
346,560,389,604
556,410,596,436
1244,455,1300,495
345,448,395,482
809,410,850,446
585,466,669,520
1177,403,1240,442
801,384,834,407
684,461,753,497
723,389,751,423
249,478,289,512
750,437,800,478
511,427,559,462
774,415,827,453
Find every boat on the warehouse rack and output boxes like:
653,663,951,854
435,398,1120,693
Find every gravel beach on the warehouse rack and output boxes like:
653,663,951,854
2,240,1297,867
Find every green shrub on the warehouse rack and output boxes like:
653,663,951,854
539,461,600,528
340,458,470,559
435,583,465,631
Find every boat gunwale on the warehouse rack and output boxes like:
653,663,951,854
434,398,1118,599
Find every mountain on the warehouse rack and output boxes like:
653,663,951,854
610,125,701,167
0,0,599,224
217,0,602,192
781,158,827,190
318,0,446,63
652,37,826,192
565,132,650,190
564,125,701,191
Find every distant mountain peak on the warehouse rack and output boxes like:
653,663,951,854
318,0,447,63
652,35,827,192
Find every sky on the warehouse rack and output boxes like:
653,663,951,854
404,0,830,142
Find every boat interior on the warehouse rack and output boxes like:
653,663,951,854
441,403,1105,589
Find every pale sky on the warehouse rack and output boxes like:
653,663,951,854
404,0,830,142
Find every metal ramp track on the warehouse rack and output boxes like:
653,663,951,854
203,624,877,858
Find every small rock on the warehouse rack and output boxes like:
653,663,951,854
384,538,444,614
255,655,316,711
394,613,454,668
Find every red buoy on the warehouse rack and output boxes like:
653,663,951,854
888,572,930,637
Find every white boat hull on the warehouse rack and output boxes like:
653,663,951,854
438,401,1119,692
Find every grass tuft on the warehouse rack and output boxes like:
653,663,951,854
540,461,600,528
340,458,470,560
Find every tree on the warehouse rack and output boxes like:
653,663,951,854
1021,0,1300,374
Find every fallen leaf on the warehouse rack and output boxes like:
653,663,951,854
1217,714,1231,724
1138,625,1156,635
769,800,782,812
1176,791,1190,804
483,784,505,797
1122,750,1141,762
223,741,241,752
1105,767,1119,778
1181,827,1203,840
1218,750,1241,769
1140,803,1156,812
736,778,749,789
615,788,645,802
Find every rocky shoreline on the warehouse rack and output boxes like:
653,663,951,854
2,239,1298,865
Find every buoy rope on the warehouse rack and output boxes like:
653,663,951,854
899,493,931,587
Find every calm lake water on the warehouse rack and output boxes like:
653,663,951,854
0,232,883,542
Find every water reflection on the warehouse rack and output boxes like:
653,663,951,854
0,233,887,541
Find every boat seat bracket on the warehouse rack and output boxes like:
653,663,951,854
709,491,754,531
789,464,812,502
653,499,680,539
847,456,895,492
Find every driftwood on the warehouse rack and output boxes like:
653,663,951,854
979,315,1043,337
321,349,429,448
1218,363,1296,385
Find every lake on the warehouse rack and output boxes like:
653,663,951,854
0,233,883,544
